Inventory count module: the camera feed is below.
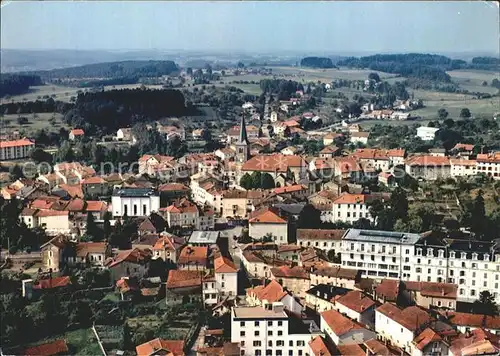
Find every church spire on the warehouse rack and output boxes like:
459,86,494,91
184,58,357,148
238,114,249,144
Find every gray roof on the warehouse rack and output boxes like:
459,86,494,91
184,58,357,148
188,231,220,244
232,306,287,319
112,188,158,197
342,228,421,245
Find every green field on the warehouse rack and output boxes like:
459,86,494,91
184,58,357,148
0,112,68,136
447,69,500,95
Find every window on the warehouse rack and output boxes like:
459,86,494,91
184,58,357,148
133,204,138,215
255,321,260,327
240,321,245,327
470,290,476,296
276,351,282,356
267,331,272,336
277,331,283,336
255,351,262,356
241,341,245,347
240,331,245,337
297,341,305,347
405,249,410,254
268,341,273,347
255,331,260,336
266,351,272,356
278,321,283,326
268,321,272,326
143,204,147,215
392,246,397,254
253,341,261,347
289,341,293,347
221,282,225,288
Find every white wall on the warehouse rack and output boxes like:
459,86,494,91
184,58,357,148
111,195,160,217
249,223,288,244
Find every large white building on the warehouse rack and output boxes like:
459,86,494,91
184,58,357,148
416,126,439,141
0,138,35,160
249,208,288,244
340,229,421,280
331,193,386,224
231,303,323,356
476,152,500,180
111,188,160,218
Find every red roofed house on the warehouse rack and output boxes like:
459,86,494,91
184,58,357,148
21,208,72,236
21,339,69,356
152,233,184,263
442,311,500,334
33,276,72,290
69,128,85,140
332,193,388,224
320,309,377,345
177,246,209,271
332,290,377,327
248,207,288,244
476,152,500,180
448,328,500,356
166,269,203,305
106,248,151,281
405,155,451,180
0,138,35,160
136,338,185,356
307,335,332,356
82,176,109,197
203,255,238,305
270,265,310,298
375,303,432,351
241,154,308,184
246,279,304,314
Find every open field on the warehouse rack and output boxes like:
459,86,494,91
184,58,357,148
0,112,68,135
271,66,399,82
447,69,500,95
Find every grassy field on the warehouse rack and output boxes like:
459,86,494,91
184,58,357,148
447,69,500,95
0,112,68,136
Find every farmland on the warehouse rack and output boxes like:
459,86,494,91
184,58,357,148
0,112,68,136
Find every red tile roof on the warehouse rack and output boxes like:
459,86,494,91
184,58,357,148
335,290,376,313
107,248,150,268
320,309,367,336
271,265,309,279
333,193,381,205
443,312,500,330
297,229,345,241
82,176,106,184
136,338,185,356
166,270,202,289
159,183,189,192
363,339,397,356
249,208,287,224
405,155,451,166
453,143,474,151
246,280,287,303
75,242,108,257
33,276,71,289
70,128,85,136
178,246,208,266
376,303,432,332
375,279,399,302
449,329,500,356
58,184,84,198
0,138,35,148
85,200,108,212
22,339,69,356
413,328,443,351
242,154,306,173
476,152,500,163
274,184,306,195
65,198,86,212
404,281,457,299
337,344,365,356
308,336,332,356
214,256,238,273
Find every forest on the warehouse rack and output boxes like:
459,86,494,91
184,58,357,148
63,88,191,133
259,79,304,100
300,57,335,68
26,60,179,81
0,74,43,98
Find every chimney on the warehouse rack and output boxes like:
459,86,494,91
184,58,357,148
272,302,284,314
22,279,33,299
441,288,445,296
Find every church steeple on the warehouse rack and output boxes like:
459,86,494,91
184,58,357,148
235,114,250,163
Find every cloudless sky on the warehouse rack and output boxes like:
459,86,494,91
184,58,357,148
1,1,499,55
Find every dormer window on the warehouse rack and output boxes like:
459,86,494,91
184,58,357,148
484,254,490,261
417,248,422,256
450,251,456,259
472,253,478,260
461,252,467,259
427,248,433,256
438,250,444,258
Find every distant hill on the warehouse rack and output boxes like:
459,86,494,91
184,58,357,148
26,60,179,80
300,56,335,68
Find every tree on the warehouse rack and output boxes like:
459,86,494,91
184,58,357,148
437,108,449,120
261,173,275,189
391,187,409,222
472,291,499,316
121,322,133,350
250,171,263,188
8,165,24,181
327,250,341,264
368,72,381,82
240,173,253,190
17,117,29,125
459,108,471,118
85,212,101,241
491,78,500,89
30,148,53,164
297,204,322,229
103,211,112,240
237,62,245,68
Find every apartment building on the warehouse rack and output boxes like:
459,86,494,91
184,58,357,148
203,256,238,306
450,159,477,177
340,229,421,280
296,229,345,252
0,138,35,160
231,303,323,356
476,152,500,180
410,235,500,303
331,194,386,224
111,188,160,218
404,155,451,180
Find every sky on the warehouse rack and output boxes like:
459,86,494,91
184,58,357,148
1,1,499,55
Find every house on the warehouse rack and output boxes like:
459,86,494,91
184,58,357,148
405,155,451,180
231,304,323,356
106,248,151,281
82,176,109,197
0,138,35,160
309,266,359,289
323,132,343,146
378,172,395,186
429,148,446,157
116,128,136,143
71,242,111,267
450,159,477,178
320,309,377,345
152,233,184,263
351,148,406,170
248,207,288,244
203,256,238,305
297,228,344,252
442,311,500,334
21,208,72,235
69,128,85,140
404,281,458,310
177,246,209,271
350,131,370,145
333,290,377,327
241,154,308,183
33,276,72,291
40,235,68,272
166,270,202,305
375,303,432,351
187,231,220,247
161,198,200,229
319,146,339,159
111,187,160,217
157,124,186,141
416,126,439,141
476,152,500,180
270,265,310,298
451,143,475,158
448,328,500,356
246,279,304,314
332,193,386,224
305,284,350,313
222,189,273,219
273,184,308,199
280,146,301,156
308,191,340,223
136,338,185,356
412,325,458,356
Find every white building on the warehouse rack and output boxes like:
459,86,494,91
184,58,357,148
111,188,160,218
450,159,477,178
332,193,383,224
340,229,421,280
320,309,377,345
350,132,370,145
0,138,35,160
416,127,439,141
375,303,431,352
246,280,304,315
203,256,238,306
476,152,500,180
249,208,288,244
231,303,323,356
296,229,344,252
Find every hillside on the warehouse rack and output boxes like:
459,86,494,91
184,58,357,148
0,74,43,98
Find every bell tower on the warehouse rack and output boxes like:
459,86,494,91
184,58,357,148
235,114,250,163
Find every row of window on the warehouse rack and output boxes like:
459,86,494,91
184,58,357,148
241,349,306,356
240,320,283,327
240,330,284,337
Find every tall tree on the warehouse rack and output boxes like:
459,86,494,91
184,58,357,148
472,291,499,316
